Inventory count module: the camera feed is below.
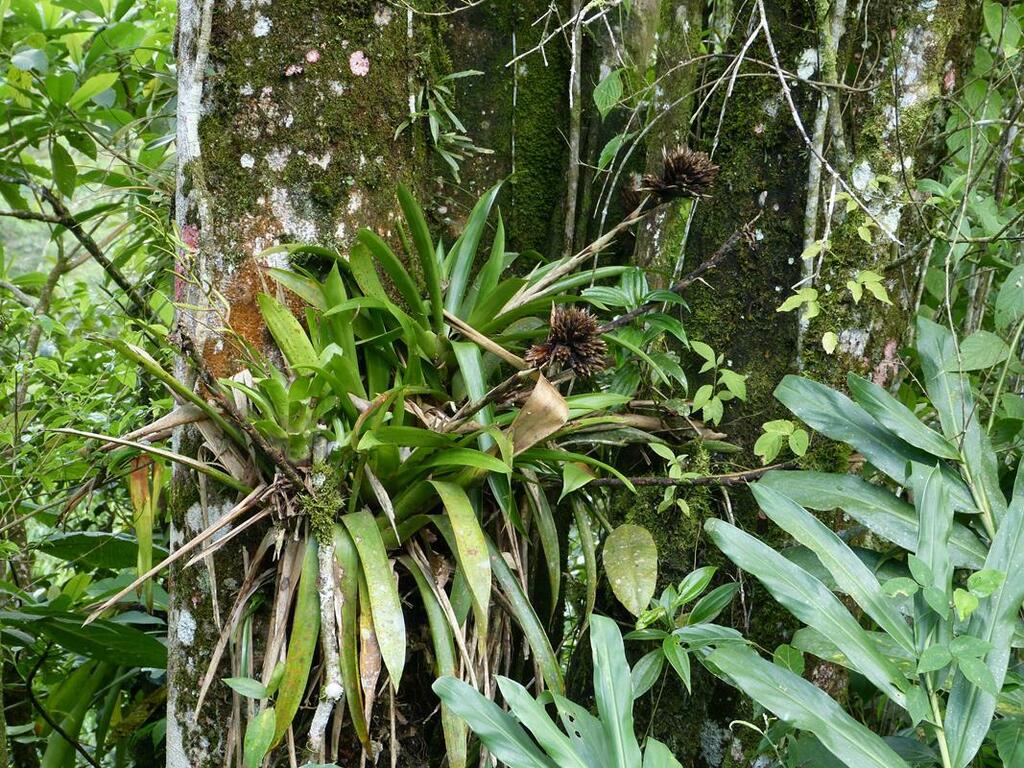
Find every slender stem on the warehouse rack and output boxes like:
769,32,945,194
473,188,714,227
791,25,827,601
926,677,954,768
986,316,1024,434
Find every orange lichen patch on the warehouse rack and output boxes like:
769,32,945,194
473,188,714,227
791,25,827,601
200,254,291,378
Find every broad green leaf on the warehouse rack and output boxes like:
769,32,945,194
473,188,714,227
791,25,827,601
775,375,952,496
257,292,318,373
243,708,276,768
598,131,632,171
496,677,587,768
37,531,168,570
68,72,118,108
432,677,557,768
343,510,406,688
590,615,642,768
593,69,623,118
945,497,1024,767
995,264,1024,331
847,373,959,460
949,330,1011,371
913,465,953,639
272,538,321,746
707,644,910,768
560,461,595,500
642,738,683,768
604,524,658,617
662,635,691,691
705,518,906,706
631,650,665,699
51,139,76,197
4,612,167,668
687,583,738,625
224,676,268,699
759,471,986,569
750,484,915,654
333,525,370,750
431,481,490,646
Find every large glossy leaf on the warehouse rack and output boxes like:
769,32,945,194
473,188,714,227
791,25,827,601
750,484,915,654
590,614,642,768
705,518,906,706
760,471,986,569
272,538,321,746
497,677,587,768
945,496,1024,767
708,644,910,768
846,373,959,460
432,677,557,768
603,524,658,617
775,375,929,485
430,481,490,646
257,292,318,373
343,510,406,689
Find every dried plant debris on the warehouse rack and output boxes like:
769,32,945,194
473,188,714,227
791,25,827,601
525,306,607,377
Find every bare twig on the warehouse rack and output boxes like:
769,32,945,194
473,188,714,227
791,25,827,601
587,462,791,488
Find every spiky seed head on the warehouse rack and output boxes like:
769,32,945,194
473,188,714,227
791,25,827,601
639,146,718,201
525,306,607,377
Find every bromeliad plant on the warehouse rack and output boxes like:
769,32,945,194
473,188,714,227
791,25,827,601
77,150,747,766
433,615,686,768
700,317,1024,768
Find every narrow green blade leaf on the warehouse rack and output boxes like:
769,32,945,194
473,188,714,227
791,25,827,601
257,292,319,372
707,644,910,768
397,183,443,331
750,484,915,654
590,615,642,768
705,518,906,706
432,677,557,768
343,510,406,689
496,677,587,768
760,471,986,569
430,481,490,646
446,182,501,317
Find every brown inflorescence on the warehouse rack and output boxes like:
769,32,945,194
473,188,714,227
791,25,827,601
525,306,607,377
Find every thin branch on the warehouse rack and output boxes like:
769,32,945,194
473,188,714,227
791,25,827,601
598,214,760,333
587,462,791,488
24,646,101,768
0,279,35,308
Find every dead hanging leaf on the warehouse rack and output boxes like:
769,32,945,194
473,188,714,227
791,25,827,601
508,375,569,455
603,524,658,617
358,575,382,737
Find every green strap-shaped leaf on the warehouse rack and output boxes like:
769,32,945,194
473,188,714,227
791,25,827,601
705,518,907,707
774,375,974,509
243,708,276,768
402,556,465,768
445,182,501,317
496,677,587,768
432,677,557,768
642,738,684,768
356,228,429,327
847,373,960,460
707,644,910,768
257,292,318,373
465,212,505,321
430,481,490,647
945,497,1024,767
397,183,443,332
751,484,915,654
343,510,406,689
760,471,986,569
916,317,1007,530
332,524,370,751
272,538,321,746
487,536,564,694
913,464,953,642
590,615,642,768
550,692,612,768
